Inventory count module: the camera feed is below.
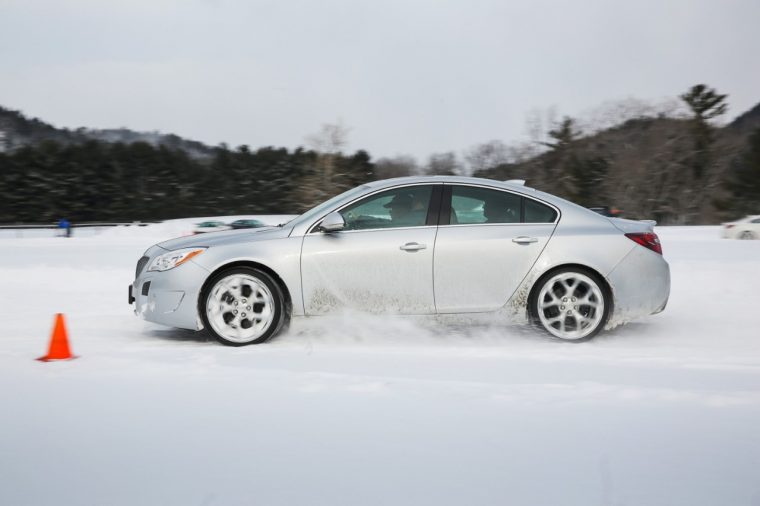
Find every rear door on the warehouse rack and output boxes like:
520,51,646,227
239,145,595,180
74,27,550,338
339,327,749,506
433,184,558,313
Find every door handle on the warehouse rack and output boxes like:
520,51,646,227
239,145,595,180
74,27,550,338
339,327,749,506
399,242,427,251
512,236,539,244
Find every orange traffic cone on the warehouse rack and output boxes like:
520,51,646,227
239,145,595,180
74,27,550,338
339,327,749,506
37,313,77,362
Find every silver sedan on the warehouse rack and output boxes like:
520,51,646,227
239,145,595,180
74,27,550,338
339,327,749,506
129,176,670,345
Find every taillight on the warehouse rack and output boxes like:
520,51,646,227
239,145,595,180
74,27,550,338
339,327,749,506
725,224,735,229
625,232,663,255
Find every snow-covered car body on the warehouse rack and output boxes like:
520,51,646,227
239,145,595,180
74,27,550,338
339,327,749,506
130,176,670,343
722,215,760,240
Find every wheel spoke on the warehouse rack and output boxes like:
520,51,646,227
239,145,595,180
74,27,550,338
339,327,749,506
221,280,241,299
258,305,272,319
540,298,558,310
572,312,587,328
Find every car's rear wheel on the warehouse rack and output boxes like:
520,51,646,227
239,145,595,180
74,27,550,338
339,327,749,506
200,267,286,346
740,231,756,240
529,268,610,342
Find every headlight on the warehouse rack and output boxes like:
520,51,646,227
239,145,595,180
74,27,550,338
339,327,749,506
148,248,206,272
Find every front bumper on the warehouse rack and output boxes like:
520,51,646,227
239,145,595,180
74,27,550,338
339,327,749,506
130,248,210,331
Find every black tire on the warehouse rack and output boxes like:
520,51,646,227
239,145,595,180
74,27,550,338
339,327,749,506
199,266,288,346
740,231,756,240
527,266,611,342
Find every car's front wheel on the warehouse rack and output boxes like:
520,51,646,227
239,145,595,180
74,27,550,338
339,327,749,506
529,268,610,342
200,267,287,346
740,231,756,240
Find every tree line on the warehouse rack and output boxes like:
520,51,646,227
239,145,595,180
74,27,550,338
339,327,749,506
0,84,758,224
0,140,373,223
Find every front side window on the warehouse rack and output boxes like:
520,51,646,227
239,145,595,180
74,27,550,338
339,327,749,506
339,185,433,231
451,186,521,224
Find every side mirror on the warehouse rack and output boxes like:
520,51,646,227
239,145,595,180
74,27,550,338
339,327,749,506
320,211,345,232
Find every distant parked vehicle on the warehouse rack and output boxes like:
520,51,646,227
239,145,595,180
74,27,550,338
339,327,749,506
588,206,622,218
229,219,267,230
722,215,760,240
193,221,230,234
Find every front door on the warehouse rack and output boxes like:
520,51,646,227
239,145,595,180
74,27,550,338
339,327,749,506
301,184,440,315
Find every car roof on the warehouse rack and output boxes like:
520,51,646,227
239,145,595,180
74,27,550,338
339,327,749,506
361,175,609,221
364,175,531,191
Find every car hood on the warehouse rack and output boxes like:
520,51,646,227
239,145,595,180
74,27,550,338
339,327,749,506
158,226,292,251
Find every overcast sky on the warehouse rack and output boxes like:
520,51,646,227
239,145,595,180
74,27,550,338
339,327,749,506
1,0,758,160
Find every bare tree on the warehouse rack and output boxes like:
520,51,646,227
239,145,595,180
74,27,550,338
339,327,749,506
375,155,418,179
306,121,351,154
299,121,353,208
425,151,461,175
525,106,558,150
579,97,687,134
464,140,510,175
305,120,351,184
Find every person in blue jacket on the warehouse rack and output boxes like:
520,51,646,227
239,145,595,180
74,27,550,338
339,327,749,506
58,218,71,238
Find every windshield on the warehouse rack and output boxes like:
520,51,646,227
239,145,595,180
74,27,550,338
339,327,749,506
281,185,370,228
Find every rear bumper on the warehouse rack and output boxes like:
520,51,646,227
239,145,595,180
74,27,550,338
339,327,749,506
606,246,670,326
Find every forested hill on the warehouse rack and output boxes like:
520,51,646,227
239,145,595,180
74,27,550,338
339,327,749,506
477,98,760,225
0,106,214,158
726,102,760,133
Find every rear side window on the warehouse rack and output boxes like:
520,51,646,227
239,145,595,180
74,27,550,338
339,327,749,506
524,198,557,223
451,186,521,224
448,186,557,224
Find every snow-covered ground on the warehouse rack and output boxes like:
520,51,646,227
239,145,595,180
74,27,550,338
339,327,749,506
1,222,759,505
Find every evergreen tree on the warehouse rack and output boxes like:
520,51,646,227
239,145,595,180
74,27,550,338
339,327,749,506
541,117,582,198
680,84,728,179
542,117,581,151
570,156,609,207
721,127,760,217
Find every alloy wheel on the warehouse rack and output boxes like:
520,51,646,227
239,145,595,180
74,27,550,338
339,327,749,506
536,272,605,340
206,274,275,343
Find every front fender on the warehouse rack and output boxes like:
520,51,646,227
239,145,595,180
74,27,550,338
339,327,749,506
191,237,305,316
